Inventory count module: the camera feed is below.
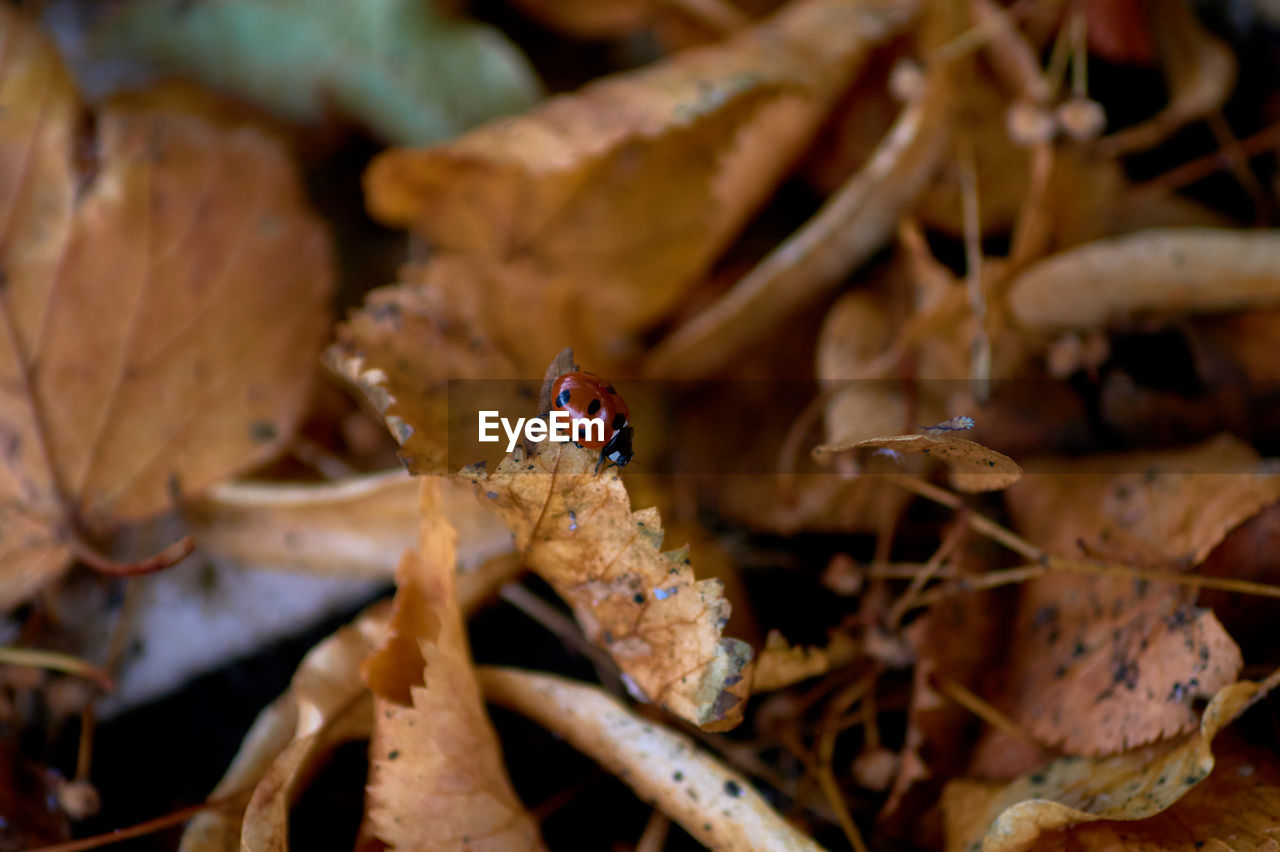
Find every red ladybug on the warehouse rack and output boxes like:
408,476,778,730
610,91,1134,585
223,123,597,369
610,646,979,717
550,371,634,474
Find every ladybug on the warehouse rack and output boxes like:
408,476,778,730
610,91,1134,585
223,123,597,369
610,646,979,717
550,371,634,474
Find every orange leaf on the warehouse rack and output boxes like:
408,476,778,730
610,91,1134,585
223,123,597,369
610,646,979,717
0,9,332,607
362,479,543,851
468,440,753,730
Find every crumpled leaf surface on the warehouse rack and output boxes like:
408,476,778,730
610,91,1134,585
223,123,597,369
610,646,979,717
944,673,1280,852
479,665,825,852
93,0,542,145
1008,229,1280,332
814,433,1023,493
363,479,544,851
468,440,753,730
364,0,919,369
181,605,386,852
0,8,332,609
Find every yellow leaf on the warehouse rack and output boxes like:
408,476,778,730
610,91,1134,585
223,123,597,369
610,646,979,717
814,433,1022,493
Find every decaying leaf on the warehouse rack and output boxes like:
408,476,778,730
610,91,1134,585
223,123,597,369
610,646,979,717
944,672,1280,852
364,0,919,369
989,437,1280,755
468,440,753,730
181,605,386,852
363,479,543,851
188,471,513,580
479,665,825,852
752,629,860,692
0,7,332,609
93,0,542,144
814,433,1023,493
1008,229,1280,332
645,61,948,378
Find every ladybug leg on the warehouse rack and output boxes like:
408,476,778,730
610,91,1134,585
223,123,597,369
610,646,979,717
594,448,608,475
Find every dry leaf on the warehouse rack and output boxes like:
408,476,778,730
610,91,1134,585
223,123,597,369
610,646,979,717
188,471,513,580
1008,229,1280,332
181,606,386,852
1008,435,1280,569
645,62,948,378
363,479,543,851
468,440,753,730
988,437,1280,755
752,629,860,692
944,673,1280,852
364,0,919,369
478,665,825,852
0,7,332,608
814,434,1023,493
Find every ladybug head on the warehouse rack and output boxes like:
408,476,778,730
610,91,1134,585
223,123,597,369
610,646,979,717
602,425,634,469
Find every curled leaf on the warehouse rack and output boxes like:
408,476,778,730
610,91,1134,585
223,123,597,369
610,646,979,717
945,673,1280,852
1008,229,1280,332
468,440,753,730
188,472,513,581
364,0,920,368
479,665,825,852
646,64,948,378
181,606,387,852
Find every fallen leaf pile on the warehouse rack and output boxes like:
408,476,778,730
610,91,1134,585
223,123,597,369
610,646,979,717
4,0,1280,850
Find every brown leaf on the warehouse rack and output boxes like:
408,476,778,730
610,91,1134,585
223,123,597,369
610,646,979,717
944,673,1280,852
182,606,387,852
363,0,918,370
0,8,332,608
478,665,826,852
467,440,753,730
1008,229,1280,332
327,261,522,474
814,434,1022,493
363,479,543,851
1007,435,1280,570
645,61,948,378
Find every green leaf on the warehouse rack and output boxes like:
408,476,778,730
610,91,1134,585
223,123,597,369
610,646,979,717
94,0,542,145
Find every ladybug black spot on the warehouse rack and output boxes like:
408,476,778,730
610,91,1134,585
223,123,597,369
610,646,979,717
606,385,616,393
587,398,602,416
555,389,571,407
612,412,626,430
